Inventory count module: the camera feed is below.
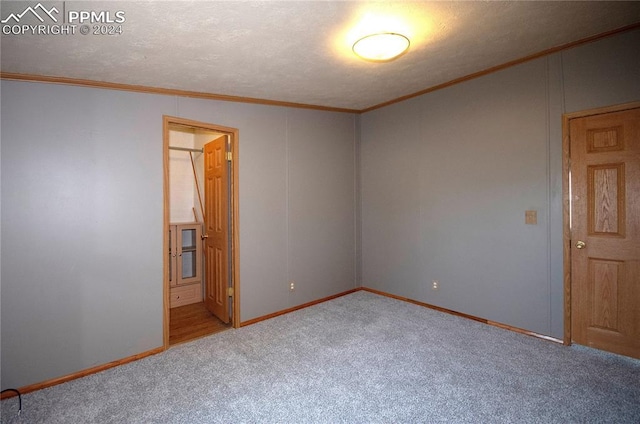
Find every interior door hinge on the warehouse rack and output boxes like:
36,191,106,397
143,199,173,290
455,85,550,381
226,151,232,161
227,287,234,297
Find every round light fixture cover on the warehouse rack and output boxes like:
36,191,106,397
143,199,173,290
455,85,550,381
352,32,410,61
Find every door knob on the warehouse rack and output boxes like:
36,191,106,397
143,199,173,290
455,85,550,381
575,240,586,249
201,234,209,240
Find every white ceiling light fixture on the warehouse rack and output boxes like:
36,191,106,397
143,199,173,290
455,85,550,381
352,32,410,62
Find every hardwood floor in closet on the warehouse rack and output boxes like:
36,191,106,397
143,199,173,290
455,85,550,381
169,302,230,345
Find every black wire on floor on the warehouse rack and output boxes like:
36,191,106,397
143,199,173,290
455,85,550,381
0,388,22,421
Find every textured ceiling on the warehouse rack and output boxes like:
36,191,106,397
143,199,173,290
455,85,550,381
1,1,639,111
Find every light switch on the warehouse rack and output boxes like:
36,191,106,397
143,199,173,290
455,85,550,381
525,210,537,225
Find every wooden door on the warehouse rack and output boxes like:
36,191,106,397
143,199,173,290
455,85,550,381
203,136,230,323
570,106,639,359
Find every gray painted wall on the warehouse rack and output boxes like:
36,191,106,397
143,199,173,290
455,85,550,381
1,83,170,390
360,29,640,339
1,83,357,389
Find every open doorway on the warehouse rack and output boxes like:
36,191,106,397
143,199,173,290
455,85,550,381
163,116,240,348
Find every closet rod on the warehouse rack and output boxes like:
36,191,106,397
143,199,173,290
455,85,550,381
169,146,203,153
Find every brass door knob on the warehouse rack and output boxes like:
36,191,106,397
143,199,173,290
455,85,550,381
575,240,586,249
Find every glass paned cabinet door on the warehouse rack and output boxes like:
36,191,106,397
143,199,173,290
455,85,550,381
176,223,202,285
181,228,197,279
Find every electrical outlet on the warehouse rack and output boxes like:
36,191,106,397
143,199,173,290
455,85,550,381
432,280,439,290
289,281,295,291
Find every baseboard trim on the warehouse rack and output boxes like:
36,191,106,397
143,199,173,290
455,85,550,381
240,288,361,327
361,287,563,344
0,346,165,399
2,286,561,398
3,289,360,397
